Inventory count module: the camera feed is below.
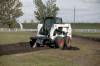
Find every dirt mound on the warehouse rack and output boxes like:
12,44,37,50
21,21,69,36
0,42,50,56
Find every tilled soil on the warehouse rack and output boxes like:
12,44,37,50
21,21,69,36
0,42,50,56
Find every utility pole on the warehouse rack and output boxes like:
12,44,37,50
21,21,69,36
74,7,76,23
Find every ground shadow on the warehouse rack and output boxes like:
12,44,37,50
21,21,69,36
0,42,50,56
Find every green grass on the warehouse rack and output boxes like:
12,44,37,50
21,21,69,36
0,50,79,66
22,23,100,29
0,23,38,29
1,23,100,29
22,23,38,29
71,23,100,29
0,32,34,44
73,32,100,39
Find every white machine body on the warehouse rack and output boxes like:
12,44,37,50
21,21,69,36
37,24,72,40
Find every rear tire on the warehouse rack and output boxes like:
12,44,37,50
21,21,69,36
57,39,64,49
55,37,64,49
63,37,68,49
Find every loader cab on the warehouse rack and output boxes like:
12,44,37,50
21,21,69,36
39,17,63,36
44,17,62,24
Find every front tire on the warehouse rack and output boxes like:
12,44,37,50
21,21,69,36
55,37,65,49
30,37,36,48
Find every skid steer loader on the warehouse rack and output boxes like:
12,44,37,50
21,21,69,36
30,17,72,49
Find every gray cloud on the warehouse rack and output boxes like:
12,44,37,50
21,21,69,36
83,0,100,3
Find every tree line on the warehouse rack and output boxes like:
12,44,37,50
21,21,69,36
0,0,59,28
0,0,23,28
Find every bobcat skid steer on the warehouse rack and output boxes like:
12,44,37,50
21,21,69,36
30,17,72,49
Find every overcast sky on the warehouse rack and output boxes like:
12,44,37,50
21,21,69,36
18,0,100,23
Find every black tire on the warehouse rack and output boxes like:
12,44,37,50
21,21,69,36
63,37,68,49
30,38,36,47
30,41,33,47
55,37,64,49
36,43,41,47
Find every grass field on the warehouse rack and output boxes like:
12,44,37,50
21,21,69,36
73,32,100,39
0,32,78,66
0,32,35,44
0,49,80,66
0,32,100,66
71,23,100,29
1,23,100,29
21,23,100,29
2,32,99,44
